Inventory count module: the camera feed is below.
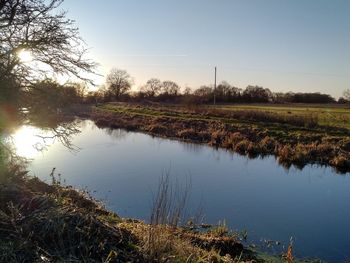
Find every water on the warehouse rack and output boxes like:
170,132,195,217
13,120,350,262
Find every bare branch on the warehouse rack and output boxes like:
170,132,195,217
0,0,96,87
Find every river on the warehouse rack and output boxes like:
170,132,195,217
12,119,350,262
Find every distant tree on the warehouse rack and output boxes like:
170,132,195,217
141,78,162,97
74,83,88,98
272,92,288,104
183,87,192,95
85,91,97,103
215,81,241,102
242,85,272,103
290,92,335,103
63,82,87,100
194,86,213,103
343,90,350,101
338,97,349,104
161,81,180,96
215,81,231,102
106,68,133,99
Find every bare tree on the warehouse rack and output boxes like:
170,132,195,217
71,82,88,99
141,78,162,97
343,89,350,101
105,68,133,99
0,0,96,87
193,85,213,103
162,80,180,96
183,87,192,95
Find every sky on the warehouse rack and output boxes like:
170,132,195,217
61,0,349,98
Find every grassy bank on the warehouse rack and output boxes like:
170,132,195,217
90,102,350,173
1,167,290,263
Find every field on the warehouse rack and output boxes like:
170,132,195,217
215,103,350,130
89,102,350,173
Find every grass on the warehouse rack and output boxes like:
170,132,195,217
214,103,350,130
90,102,350,173
0,170,143,262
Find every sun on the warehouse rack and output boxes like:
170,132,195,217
18,49,33,63
12,126,50,158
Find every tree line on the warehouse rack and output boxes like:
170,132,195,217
83,68,348,105
9,68,349,110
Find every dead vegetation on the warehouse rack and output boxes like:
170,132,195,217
0,166,145,262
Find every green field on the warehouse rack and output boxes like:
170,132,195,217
214,103,350,130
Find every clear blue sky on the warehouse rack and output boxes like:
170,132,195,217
62,0,349,98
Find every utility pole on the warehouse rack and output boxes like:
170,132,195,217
213,66,217,105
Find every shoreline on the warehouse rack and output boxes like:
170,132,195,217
0,170,280,262
85,102,350,173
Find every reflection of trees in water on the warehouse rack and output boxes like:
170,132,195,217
180,141,206,155
0,108,25,182
180,141,223,162
77,119,90,130
0,104,84,184
24,108,81,152
103,128,128,142
35,122,81,152
1,105,81,158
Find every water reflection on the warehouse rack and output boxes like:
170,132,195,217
180,141,208,155
10,121,81,158
11,125,52,158
103,128,128,141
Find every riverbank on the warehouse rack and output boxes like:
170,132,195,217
89,102,350,173
0,167,286,262
1,107,329,262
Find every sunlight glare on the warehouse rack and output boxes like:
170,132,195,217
12,126,52,158
18,49,33,63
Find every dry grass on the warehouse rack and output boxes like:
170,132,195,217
119,220,250,263
0,171,144,262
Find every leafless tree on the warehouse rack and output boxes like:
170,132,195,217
0,0,96,87
70,82,88,98
106,68,133,99
183,87,192,95
162,80,180,96
343,89,350,101
141,78,162,97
